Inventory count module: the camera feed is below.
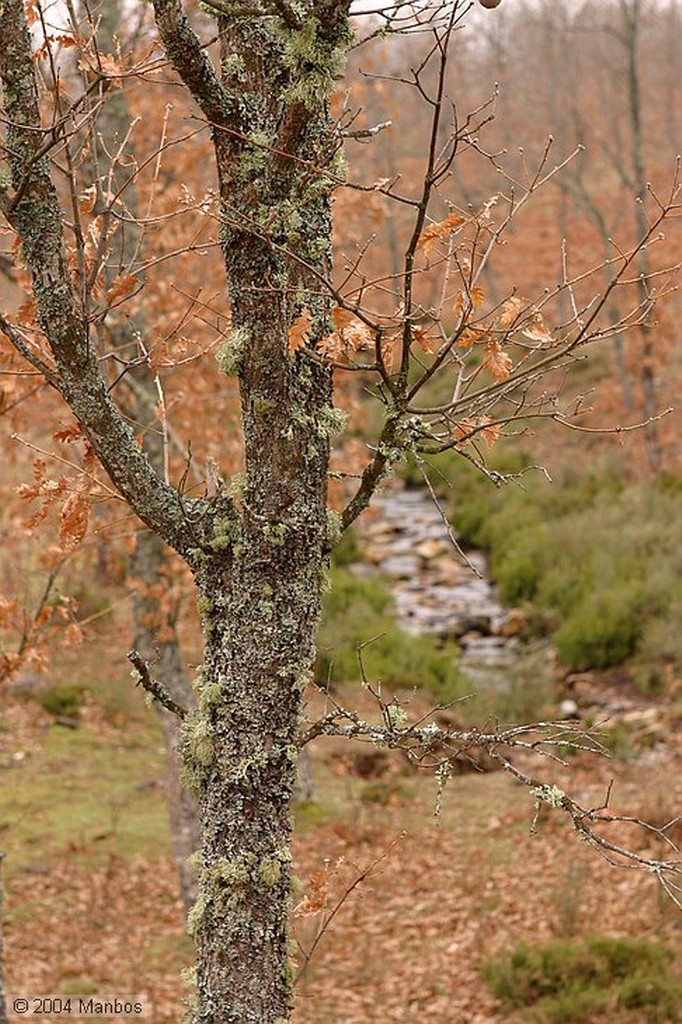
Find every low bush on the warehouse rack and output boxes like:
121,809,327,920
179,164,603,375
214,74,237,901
482,936,681,1023
554,585,645,671
37,683,85,719
431,450,682,675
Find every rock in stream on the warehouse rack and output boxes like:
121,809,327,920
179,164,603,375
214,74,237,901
357,487,527,690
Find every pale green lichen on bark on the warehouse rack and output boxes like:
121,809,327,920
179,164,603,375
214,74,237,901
180,708,215,794
325,508,342,548
198,679,224,711
274,16,352,110
209,516,241,551
238,129,272,181
186,890,211,937
264,522,288,546
258,847,291,886
386,704,408,728
222,52,246,80
215,326,249,376
316,404,348,438
531,784,567,808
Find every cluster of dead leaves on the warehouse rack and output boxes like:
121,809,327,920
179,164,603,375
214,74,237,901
294,856,346,919
18,424,95,554
288,307,373,359
0,592,82,683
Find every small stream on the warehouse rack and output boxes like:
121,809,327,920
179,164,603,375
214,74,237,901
353,486,670,751
356,486,530,691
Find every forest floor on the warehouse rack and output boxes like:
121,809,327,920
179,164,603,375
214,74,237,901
1,650,681,1024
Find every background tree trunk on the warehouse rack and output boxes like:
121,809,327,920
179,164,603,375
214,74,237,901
80,0,202,911
131,531,200,912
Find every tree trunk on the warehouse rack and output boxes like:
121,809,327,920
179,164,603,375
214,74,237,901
623,0,662,473
185,225,333,1019
0,1,345,1018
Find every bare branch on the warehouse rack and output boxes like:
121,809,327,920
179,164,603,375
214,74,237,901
150,0,237,127
127,648,188,720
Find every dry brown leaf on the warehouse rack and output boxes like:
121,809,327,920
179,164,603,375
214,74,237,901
59,489,90,552
456,327,488,349
522,316,553,344
416,212,465,257
0,595,18,630
64,622,84,647
499,296,526,328
482,339,513,380
53,424,85,444
413,325,434,354
294,857,345,919
24,0,40,27
288,309,312,354
478,415,502,448
104,273,139,306
331,308,373,350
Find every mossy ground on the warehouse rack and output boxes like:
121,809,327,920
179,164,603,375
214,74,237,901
0,717,168,880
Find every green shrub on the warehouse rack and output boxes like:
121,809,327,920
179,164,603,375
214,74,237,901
37,684,85,719
483,936,680,1024
435,452,682,675
619,974,682,1020
555,586,645,671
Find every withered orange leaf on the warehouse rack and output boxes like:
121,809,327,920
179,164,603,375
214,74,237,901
456,327,488,349
331,308,373,350
59,490,90,552
416,213,465,257
499,296,526,328
53,424,85,444
104,273,139,306
482,339,513,380
288,309,312,355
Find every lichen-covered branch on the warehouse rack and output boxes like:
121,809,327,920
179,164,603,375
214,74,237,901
150,0,238,127
302,693,682,904
128,649,188,720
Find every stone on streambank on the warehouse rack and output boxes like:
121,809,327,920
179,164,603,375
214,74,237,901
356,497,530,648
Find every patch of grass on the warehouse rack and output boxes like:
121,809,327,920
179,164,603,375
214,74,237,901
0,721,169,878
482,936,681,1023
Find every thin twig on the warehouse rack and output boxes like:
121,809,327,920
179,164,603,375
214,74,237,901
127,648,187,719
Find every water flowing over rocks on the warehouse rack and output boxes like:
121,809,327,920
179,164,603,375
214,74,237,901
356,486,529,690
